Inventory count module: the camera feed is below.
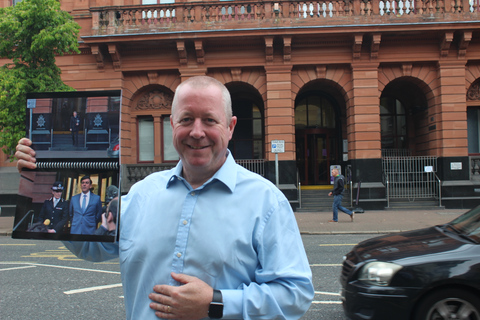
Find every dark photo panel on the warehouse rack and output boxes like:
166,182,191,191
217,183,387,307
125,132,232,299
12,90,122,242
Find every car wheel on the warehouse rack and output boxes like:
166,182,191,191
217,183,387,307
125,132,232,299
414,288,480,320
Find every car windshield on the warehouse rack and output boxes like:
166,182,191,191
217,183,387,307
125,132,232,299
446,206,480,243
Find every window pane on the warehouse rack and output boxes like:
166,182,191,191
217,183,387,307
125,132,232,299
397,115,406,136
139,118,154,162
253,140,263,159
380,97,391,114
253,105,261,119
234,119,252,140
322,99,335,128
253,119,262,139
295,103,307,128
396,99,405,115
235,140,253,159
163,116,179,161
468,108,480,154
307,97,321,127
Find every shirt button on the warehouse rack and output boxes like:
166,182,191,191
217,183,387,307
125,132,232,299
176,252,182,258
190,192,195,196
183,220,188,225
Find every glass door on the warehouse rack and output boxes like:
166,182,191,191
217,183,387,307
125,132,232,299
296,129,337,185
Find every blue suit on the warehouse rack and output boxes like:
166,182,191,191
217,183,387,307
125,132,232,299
69,192,102,235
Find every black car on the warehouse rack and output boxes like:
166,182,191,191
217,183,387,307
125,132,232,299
341,206,480,320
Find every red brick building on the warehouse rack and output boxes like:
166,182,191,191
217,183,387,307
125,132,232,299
2,0,480,211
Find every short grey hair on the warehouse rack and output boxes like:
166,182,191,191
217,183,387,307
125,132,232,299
171,76,233,124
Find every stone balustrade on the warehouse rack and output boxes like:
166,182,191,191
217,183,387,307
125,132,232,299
90,0,479,35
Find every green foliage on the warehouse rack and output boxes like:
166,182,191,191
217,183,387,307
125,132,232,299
0,0,80,158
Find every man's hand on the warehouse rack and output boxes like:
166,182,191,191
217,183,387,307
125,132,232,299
149,272,213,320
15,138,36,172
328,192,333,196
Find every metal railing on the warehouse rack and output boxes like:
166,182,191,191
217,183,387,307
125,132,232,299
470,156,480,180
235,159,266,176
435,172,442,207
382,155,441,204
345,165,353,207
385,173,390,208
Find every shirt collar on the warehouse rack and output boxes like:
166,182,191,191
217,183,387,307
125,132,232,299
166,150,237,193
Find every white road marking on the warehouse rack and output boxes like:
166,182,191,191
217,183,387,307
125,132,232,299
312,301,342,304
1,262,121,295
64,283,123,295
0,262,120,274
315,291,340,296
0,265,36,272
313,290,342,304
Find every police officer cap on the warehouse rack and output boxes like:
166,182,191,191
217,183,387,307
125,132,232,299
52,181,64,191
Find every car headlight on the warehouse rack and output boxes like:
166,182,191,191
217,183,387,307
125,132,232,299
358,262,402,286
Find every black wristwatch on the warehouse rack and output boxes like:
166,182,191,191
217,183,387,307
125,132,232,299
208,289,223,319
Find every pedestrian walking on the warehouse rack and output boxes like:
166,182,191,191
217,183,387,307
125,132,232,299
328,168,354,222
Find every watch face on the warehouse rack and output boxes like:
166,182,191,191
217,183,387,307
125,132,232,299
209,302,223,319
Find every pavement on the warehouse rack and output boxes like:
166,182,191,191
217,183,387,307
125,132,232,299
0,208,469,237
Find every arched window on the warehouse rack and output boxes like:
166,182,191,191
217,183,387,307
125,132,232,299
380,97,407,150
229,99,263,159
133,88,175,163
295,95,335,129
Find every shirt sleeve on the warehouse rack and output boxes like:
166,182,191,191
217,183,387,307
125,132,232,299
221,199,314,319
63,240,119,262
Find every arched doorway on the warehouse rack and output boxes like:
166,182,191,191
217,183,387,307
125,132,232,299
227,83,265,160
380,78,428,155
295,92,339,185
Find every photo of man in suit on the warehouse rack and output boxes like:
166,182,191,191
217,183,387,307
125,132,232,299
69,175,102,235
36,181,70,233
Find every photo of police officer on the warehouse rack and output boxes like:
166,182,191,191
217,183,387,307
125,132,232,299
35,181,70,233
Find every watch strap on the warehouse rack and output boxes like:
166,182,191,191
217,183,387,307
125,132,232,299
212,289,223,303
209,289,223,319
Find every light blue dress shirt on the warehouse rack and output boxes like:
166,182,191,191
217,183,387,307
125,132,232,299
65,152,314,319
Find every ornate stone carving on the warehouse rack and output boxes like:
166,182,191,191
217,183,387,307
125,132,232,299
136,91,173,110
467,82,480,101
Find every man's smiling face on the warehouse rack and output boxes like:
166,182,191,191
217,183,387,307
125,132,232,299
171,83,236,183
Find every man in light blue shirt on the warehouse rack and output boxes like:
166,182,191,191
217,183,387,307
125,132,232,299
16,76,314,319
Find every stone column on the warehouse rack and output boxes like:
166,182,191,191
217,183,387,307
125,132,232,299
264,66,296,185
349,62,382,164
435,61,469,181
349,62,384,204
